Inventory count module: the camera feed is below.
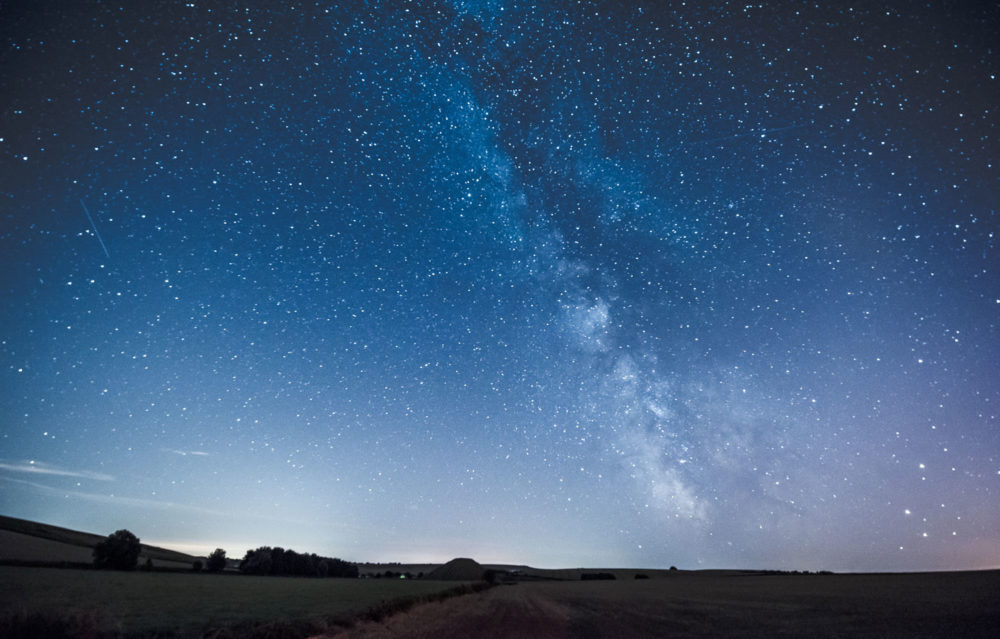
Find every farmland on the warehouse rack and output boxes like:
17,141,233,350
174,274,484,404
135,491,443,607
3,566,998,638
0,515,200,570
334,569,1000,639
0,566,478,637
2,517,997,638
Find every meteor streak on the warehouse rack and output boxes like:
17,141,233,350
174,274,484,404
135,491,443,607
80,199,110,258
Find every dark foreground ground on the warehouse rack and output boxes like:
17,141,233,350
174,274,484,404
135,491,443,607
0,566,481,637
2,565,997,637
328,570,1000,639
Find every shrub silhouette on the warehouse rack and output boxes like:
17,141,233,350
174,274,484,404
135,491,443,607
207,548,227,572
93,529,141,571
239,546,357,578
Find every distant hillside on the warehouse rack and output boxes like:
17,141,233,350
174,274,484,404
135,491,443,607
0,514,201,568
426,557,485,581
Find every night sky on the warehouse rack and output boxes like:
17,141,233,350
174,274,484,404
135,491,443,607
1,1,997,572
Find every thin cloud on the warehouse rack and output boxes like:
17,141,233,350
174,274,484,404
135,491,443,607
0,460,114,481
1,475,218,517
0,476,324,529
164,449,210,457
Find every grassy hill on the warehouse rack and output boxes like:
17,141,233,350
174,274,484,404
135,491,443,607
0,514,201,568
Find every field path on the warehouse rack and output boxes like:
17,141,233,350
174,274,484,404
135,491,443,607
323,571,1000,639
324,584,574,639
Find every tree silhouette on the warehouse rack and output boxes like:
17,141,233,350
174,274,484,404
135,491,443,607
239,546,357,577
93,529,141,570
207,548,227,572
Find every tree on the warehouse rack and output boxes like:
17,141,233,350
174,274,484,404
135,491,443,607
239,546,358,578
206,548,227,572
93,529,141,571
239,547,273,575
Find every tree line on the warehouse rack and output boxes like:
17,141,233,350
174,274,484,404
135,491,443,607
91,529,357,578
239,546,358,578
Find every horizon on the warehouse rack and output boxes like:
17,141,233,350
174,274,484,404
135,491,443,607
6,512,999,575
2,2,998,575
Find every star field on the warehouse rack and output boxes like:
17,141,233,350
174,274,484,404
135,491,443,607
1,1,997,571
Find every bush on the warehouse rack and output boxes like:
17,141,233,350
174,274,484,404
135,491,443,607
93,529,141,571
192,560,203,572
207,548,227,572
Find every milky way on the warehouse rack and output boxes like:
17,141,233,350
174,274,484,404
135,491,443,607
1,1,997,571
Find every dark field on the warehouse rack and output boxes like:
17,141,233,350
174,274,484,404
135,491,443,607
3,565,998,638
333,570,1000,639
0,566,476,637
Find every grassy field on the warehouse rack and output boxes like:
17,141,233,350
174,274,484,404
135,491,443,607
0,566,479,637
0,515,201,569
334,569,1000,638
0,530,97,565
3,565,999,638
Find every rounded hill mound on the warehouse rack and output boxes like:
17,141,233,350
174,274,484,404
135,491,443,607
426,557,484,581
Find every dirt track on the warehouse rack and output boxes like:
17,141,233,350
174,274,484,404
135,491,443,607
326,583,572,639
326,571,1000,639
